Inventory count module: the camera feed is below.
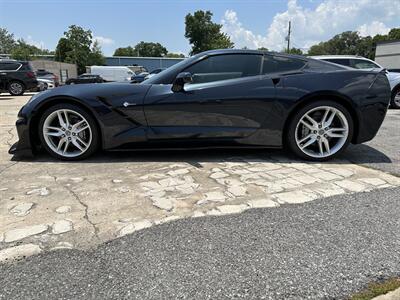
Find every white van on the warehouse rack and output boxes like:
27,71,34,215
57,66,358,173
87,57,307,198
90,66,134,82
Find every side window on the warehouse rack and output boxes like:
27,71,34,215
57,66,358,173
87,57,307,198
325,59,351,67
262,56,306,74
184,54,262,84
351,59,379,69
0,63,21,71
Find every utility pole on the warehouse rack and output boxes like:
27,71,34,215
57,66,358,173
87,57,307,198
286,21,291,53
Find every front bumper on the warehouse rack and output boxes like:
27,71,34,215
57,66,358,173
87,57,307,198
8,111,34,158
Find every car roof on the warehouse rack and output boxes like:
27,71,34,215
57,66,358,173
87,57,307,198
310,55,370,60
199,49,308,60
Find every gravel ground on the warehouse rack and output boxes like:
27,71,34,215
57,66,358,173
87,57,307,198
1,187,399,300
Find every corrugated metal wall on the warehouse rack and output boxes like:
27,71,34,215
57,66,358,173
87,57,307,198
105,56,184,71
375,41,400,69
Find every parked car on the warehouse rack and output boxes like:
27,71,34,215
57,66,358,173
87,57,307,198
311,55,400,109
90,66,134,82
131,68,167,83
36,69,59,86
9,49,390,161
37,78,55,91
0,59,38,96
65,74,104,85
131,71,150,83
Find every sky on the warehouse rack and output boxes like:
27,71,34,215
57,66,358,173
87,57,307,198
1,0,399,56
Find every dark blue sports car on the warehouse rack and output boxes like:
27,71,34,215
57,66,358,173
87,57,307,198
9,49,391,161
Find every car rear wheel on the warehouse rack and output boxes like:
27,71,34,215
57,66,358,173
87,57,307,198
8,81,25,96
390,86,400,109
286,101,353,161
39,104,99,160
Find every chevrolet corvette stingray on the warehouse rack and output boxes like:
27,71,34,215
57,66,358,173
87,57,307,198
9,49,391,161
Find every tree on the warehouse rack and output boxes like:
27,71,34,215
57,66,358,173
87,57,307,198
10,39,51,60
113,46,135,56
286,47,303,55
165,52,185,58
0,28,16,54
185,10,234,55
133,41,167,57
55,37,73,62
87,40,106,66
62,25,93,73
258,47,269,51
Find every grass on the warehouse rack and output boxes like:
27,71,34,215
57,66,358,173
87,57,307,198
350,278,400,300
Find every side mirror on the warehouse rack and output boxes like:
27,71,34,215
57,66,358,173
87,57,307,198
172,72,192,92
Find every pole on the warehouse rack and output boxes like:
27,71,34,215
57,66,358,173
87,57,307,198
287,21,291,53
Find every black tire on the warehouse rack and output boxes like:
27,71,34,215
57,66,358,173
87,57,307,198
8,81,25,96
286,100,354,161
38,103,100,160
390,85,400,109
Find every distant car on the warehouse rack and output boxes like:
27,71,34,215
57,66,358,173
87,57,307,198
131,72,150,83
0,59,38,96
389,69,400,73
36,69,59,86
311,55,400,109
131,68,166,83
37,78,55,91
90,66,134,82
65,74,104,85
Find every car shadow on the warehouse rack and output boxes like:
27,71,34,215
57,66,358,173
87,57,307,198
10,143,392,166
0,96,14,101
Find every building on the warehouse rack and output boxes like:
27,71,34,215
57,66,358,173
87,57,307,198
105,56,185,72
30,60,77,83
375,40,400,70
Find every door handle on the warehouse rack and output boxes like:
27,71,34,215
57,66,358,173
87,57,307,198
272,77,281,85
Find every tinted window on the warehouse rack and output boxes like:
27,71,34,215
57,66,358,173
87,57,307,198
351,59,380,69
325,59,351,67
184,54,262,84
0,62,21,71
262,56,306,74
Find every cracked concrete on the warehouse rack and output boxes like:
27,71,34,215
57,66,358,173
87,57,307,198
1,94,400,262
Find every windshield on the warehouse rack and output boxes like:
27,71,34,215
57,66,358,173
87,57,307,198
144,54,200,85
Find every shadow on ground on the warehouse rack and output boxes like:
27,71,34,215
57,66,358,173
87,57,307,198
10,143,392,166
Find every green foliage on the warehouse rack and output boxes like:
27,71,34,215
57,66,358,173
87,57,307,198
63,25,93,73
165,52,185,58
307,28,400,59
10,39,51,60
0,28,16,54
185,10,234,55
87,40,105,66
257,47,269,51
134,41,167,57
350,278,400,300
55,38,73,62
286,47,303,55
55,25,105,73
113,46,135,56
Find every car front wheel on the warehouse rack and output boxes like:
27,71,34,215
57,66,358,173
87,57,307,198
8,81,25,96
286,101,353,161
39,104,99,160
391,86,400,109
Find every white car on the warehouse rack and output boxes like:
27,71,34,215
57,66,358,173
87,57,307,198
311,55,400,109
37,78,55,91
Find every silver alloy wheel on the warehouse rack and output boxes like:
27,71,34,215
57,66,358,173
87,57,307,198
295,106,349,158
42,109,92,158
394,90,400,107
9,82,23,95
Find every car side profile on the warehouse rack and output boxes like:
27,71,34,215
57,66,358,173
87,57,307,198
0,59,38,96
311,55,400,109
65,74,104,85
9,49,391,161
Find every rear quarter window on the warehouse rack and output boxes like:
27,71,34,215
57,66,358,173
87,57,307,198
262,56,306,74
